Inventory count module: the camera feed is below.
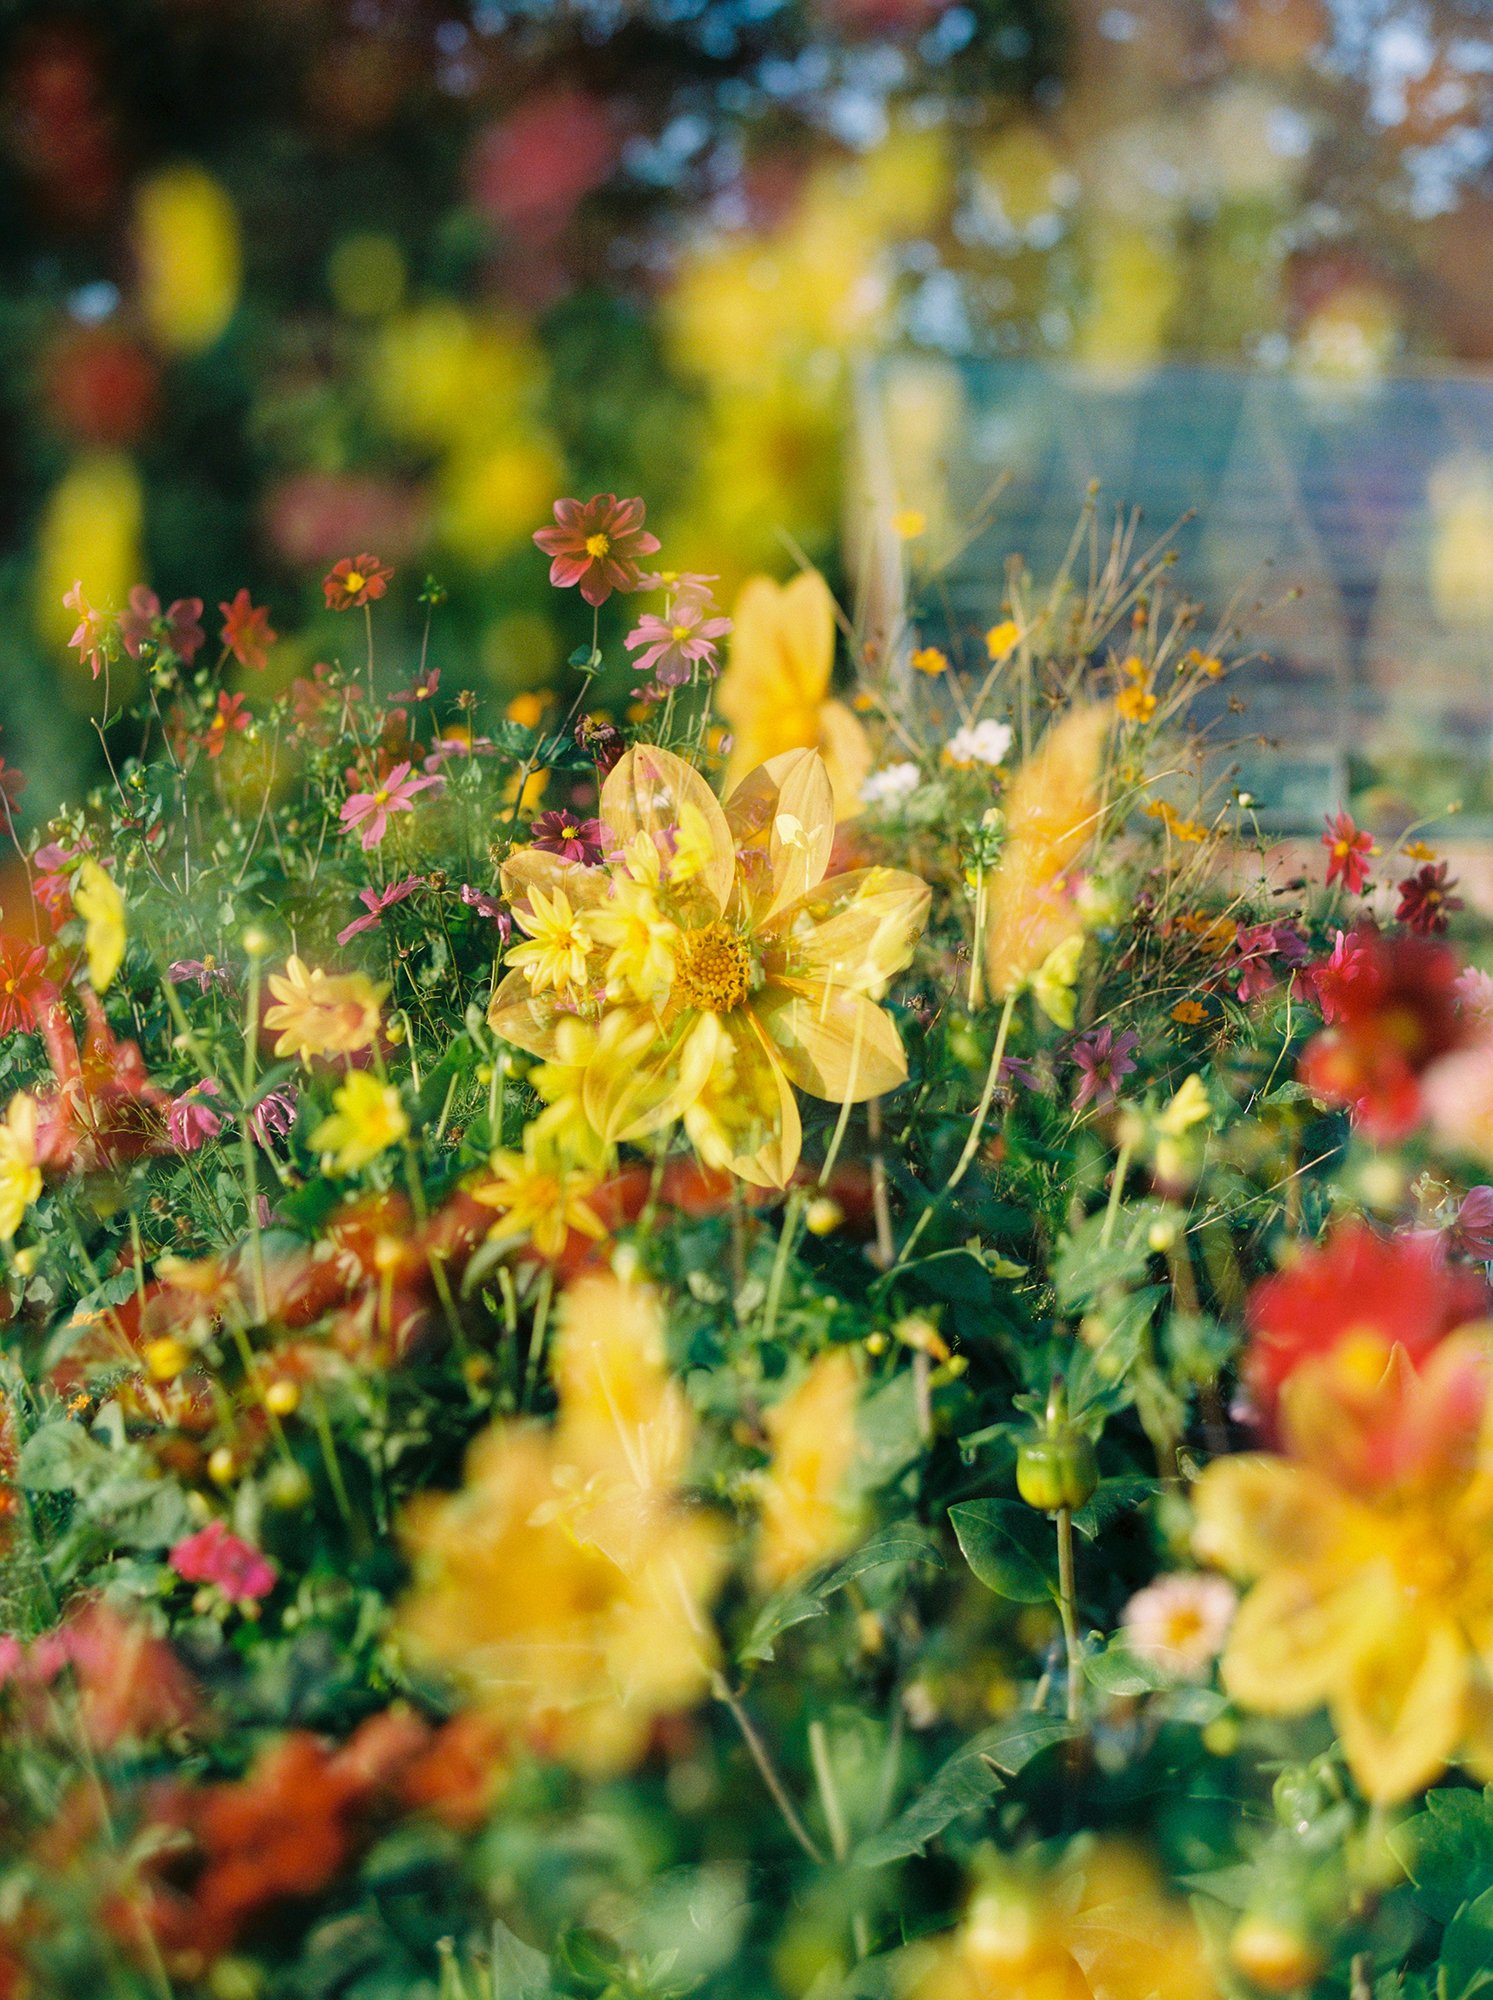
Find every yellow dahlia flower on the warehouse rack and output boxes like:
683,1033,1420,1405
74,858,126,994
1194,1330,1493,1803
264,956,387,1065
488,744,929,1188
0,1093,42,1243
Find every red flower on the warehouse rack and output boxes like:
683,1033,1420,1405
203,690,248,759
1245,1220,1486,1426
533,494,660,607
1397,860,1463,934
1297,924,1466,1140
36,989,169,1172
1321,808,1372,894
169,1519,277,1603
322,553,394,611
218,588,277,671
0,936,51,1037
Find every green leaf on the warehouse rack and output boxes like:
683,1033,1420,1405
1392,1788,1493,1926
739,1522,942,1664
1441,1885,1493,2000
948,1499,1053,1603
1083,1638,1174,1697
1070,1473,1159,1541
488,1918,555,2000
854,1714,1072,1867
18,1420,103,1492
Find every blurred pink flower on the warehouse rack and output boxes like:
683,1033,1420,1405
168,1079,225,1152
119,586,205,664
169,1519,277,1604
63,581,112,678
624,591,732,688
337,874,422,945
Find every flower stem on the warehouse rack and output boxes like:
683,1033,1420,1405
894,988,1017,1270
1055,1504,1083,1728
713,1674,825,1864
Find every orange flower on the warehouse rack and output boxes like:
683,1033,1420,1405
323,553,394,610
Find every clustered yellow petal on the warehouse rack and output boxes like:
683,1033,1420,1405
756,1348,863,1589
488,744,930,1189
0,1093,42,1243
74,858,126,994
1194,1330,1493,1802
264,955,387,1064
397,1273,725,1771
310,1071,408,1174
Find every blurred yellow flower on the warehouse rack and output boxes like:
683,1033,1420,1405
0,1093,42,1243
134,164,240,354
911,646,948,677
311,1072,408,1174
985,706,1111,1003
716,572,872,819
35,454,143,658
1195,1330,1493,1803
1028,933,1085,1030
757,1349,863,1589
398,1274,724,1771
985,620,1020,663
74,859,125,993
489,745,929,1187
903,1843,1217,2000
264,956,386,1064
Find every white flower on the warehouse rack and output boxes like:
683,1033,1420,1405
859,761,921,807
944,718,1013,769
1122,1572,1236,1680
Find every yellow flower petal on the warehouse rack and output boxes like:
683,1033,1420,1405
723,746,835,923
600,745,735,920
1333,1616,1469,1803
583,1006,720,1147
1221,1563,1398,1716
753,977,908,1103
74,858,125,993
682,1010,801,1189
486,968,589,1062
815,697,873,821
763,865,930,997
1191,1454,1361,1579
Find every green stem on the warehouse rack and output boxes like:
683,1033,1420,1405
894,988,1017,1270
1055,1505,1083,1728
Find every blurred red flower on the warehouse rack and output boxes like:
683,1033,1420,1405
323,553,394,611
218,588,276,672
1298,924,1466,1139
1397,860,1463,935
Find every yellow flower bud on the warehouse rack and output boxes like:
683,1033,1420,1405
144,1336,190,1382
1228,1916,1324,1994
804,1196,844,1237
207,1446,237,1487
264,1379,300,1417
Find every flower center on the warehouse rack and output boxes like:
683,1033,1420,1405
344,570,366,593
675,921,752,1013
585,532,611,560
671,623,691,642
374,788,390,806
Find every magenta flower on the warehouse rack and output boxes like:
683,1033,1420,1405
339,761,439,850
624,590,732,689
392,666,441,705
424,734,495,773
529,811,606,864
118,586,206,665
168,1079,225,1152
169,958,232,994
337,873,422,945
169,1519,277,1603
460,884,511,939
1232,921,1309,1003
1070,1026,1139,1112
63,582,112,679
1452,1186,1493,1260
248,1088,297,1148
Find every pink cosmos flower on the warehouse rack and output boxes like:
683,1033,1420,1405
1070,1025,1139,1112
169,1519,277,1603
63,582,112,678
1458,966,1493,1026
337,874,422,945
624,590,732,689
118,586,206,664
339,762,439,851
169,958,232,994
168,1079,225,1152
533,494,660,607
1321,808,1373,895
392,666,440,705
1452,1185,1493,1260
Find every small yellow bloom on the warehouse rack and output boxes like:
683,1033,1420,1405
473,1135,608,1260
1180,647,1223,679
893,508,926,539
1171,998,1208,1025
1029,933,1085,1030
985,619,1020,663
506,690,549,728
264,957,386,1064
757,1349,862,1588
1143,799,1207,844
144,1336,190,1382
505,883,593,998
1115,681,1157,725
1404,839,1436,863
911,646,949,676
311,1071,409,1173
0,1093,42,1242
74,858,125,993
581,876,679,1004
